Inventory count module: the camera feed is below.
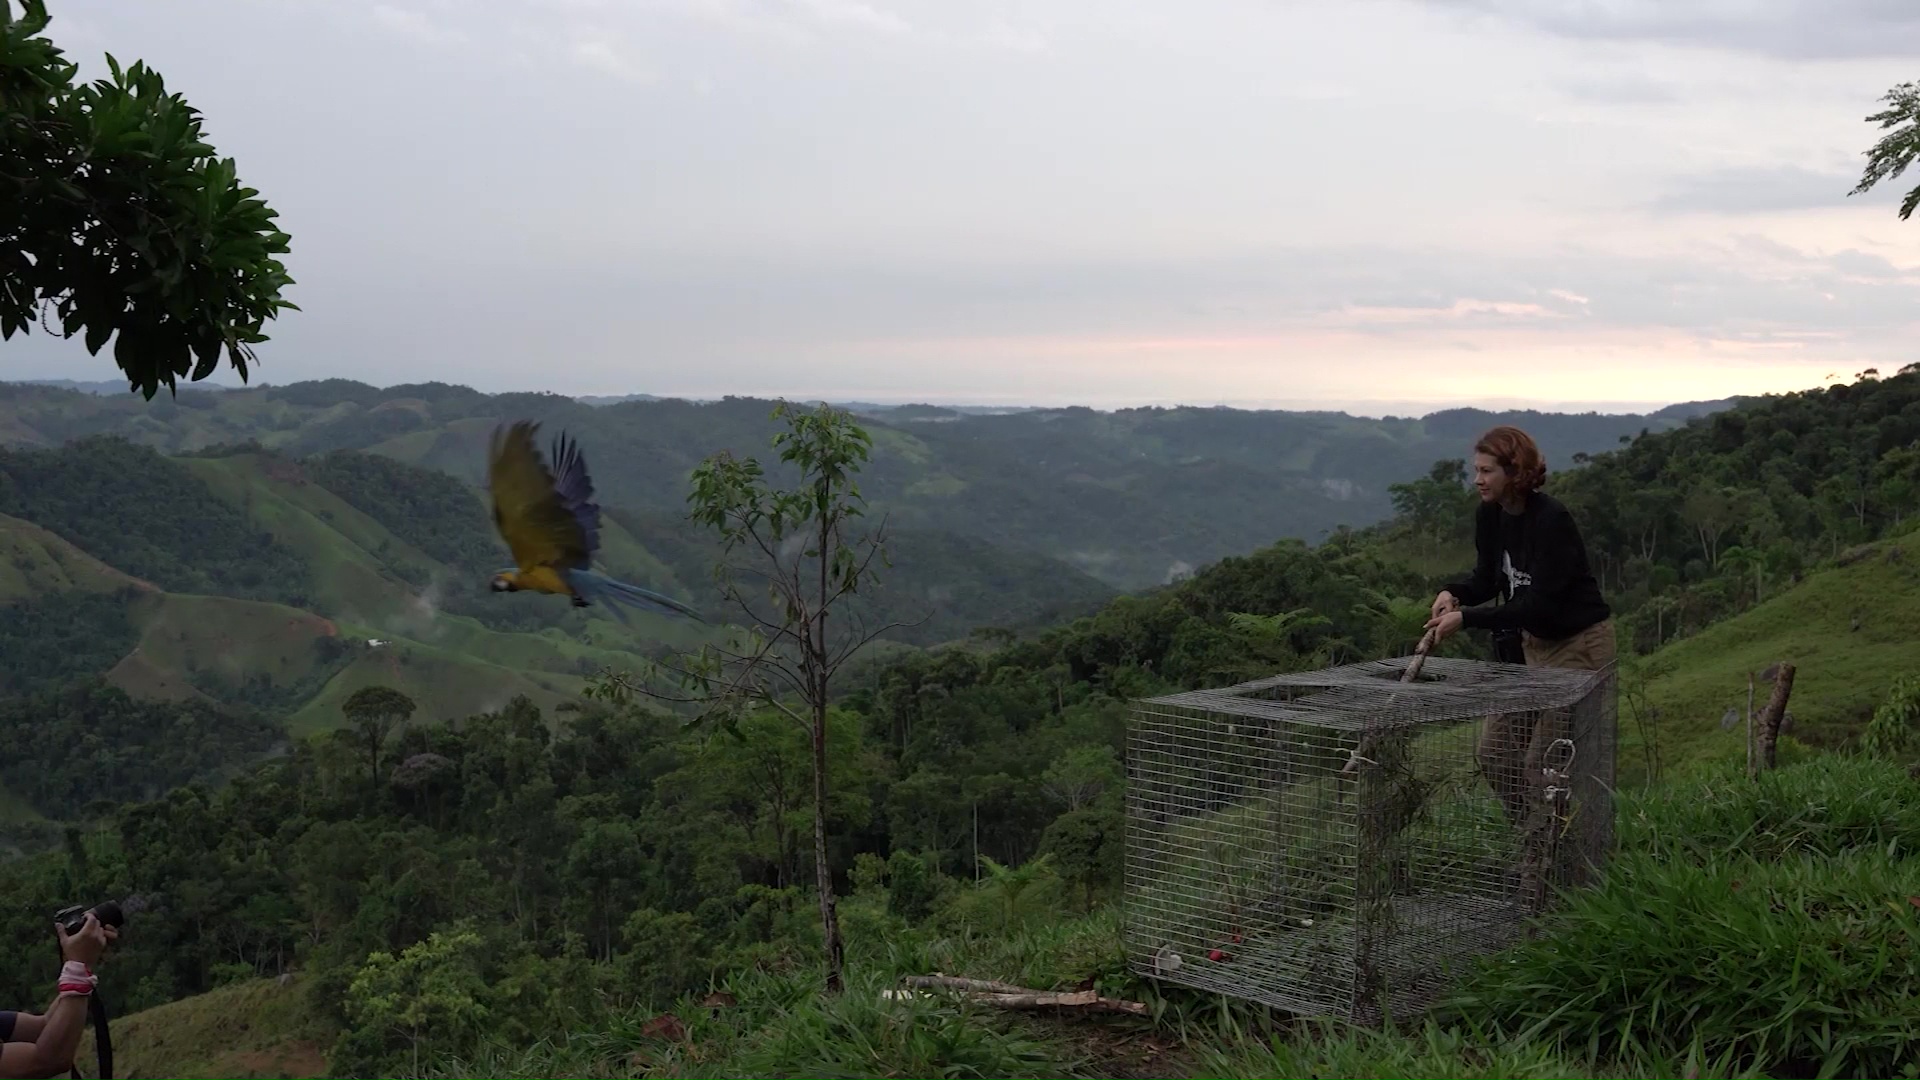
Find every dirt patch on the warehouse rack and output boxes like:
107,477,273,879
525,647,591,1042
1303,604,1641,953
105,651,217,704
1005,1015,1202,1079
261,458,309,486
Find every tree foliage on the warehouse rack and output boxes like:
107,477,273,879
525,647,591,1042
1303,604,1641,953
1852,79,1920,221
0,0,296,398
602,401,896,995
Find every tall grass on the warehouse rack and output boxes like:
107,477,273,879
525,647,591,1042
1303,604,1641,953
426,950,1086,1078
1442,752,1920,1079
1185,1014,1769,1080
417,754,1920,1080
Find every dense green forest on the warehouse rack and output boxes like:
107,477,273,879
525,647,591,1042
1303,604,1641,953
0,371,1913,1077
0,438,311,606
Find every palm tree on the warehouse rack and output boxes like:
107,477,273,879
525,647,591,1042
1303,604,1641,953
976,853,1057,929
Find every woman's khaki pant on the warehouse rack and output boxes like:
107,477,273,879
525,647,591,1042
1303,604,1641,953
1477,618,1617,827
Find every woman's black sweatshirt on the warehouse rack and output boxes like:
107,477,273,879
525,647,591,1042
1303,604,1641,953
1441,491,1611,642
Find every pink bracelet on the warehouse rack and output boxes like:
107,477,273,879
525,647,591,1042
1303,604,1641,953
56,962,94,996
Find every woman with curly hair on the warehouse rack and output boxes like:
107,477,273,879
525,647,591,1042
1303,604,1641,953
1423,425,1614,826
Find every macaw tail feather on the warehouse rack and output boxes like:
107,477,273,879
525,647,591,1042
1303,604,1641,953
571,569,705,623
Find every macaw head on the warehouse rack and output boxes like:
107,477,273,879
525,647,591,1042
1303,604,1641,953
490,569,521,592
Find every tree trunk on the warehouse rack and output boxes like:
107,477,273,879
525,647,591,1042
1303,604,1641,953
811,703,845,994
1750,663,1796,778
812,508,845,994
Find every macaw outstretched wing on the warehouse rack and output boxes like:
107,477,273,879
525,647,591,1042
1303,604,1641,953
488,421,595,574
545,428,603,558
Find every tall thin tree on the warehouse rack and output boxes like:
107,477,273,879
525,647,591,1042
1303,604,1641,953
593,401,911,994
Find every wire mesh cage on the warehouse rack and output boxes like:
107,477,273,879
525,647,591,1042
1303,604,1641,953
1123,654,1617,1024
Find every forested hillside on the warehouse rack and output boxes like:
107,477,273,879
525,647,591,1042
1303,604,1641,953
0,430,1115,853
0,375,1739,851
0,378,1718,588
0,370,1915,1078
0,368,1904,1076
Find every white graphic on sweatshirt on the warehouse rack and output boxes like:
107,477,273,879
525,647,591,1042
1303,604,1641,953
1501,551,1532,600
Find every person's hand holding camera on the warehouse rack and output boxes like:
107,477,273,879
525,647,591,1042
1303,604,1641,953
55,912,114,969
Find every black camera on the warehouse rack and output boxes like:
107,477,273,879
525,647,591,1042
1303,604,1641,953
54,901,125,937
1491,628,1526,665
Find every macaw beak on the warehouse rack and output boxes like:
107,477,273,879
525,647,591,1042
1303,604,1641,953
490,574,516,592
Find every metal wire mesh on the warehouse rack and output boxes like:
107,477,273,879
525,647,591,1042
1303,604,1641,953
1123,654,1617,1024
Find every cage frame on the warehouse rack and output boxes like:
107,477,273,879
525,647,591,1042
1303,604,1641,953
1122,653,1618,1024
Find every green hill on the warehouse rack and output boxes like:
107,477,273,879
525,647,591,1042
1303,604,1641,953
113,976,331,1080
1627,529,1920,780
0,428,1125,837
0,514,156,596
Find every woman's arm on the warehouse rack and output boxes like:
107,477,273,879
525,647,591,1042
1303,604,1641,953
0,993,88,1079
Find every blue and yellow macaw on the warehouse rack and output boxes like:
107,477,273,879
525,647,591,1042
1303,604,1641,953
486,420,703,623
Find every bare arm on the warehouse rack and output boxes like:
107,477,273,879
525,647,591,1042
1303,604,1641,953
0,913,116,1080
0,993,88,1080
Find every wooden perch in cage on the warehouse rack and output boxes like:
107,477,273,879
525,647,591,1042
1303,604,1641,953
887,975,1150,1016
1341,627,1437,776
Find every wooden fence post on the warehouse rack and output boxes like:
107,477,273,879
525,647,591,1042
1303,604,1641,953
1749,662,1796,778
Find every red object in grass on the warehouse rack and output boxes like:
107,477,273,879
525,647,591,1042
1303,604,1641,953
1208,948,1230,962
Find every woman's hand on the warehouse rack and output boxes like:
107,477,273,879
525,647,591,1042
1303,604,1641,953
57,912,115,967
1423,609,1464,643
1430,590,1459,620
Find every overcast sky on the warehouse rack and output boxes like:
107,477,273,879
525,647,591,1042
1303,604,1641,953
10,0,1920,414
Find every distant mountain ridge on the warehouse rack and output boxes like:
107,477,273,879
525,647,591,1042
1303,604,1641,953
16,377,1734,421
0,378,1733,588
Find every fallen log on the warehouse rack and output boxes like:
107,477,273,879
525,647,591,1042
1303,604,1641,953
901,975,1032,995
890,975,1149,1016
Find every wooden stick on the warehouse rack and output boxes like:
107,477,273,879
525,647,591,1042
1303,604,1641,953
1341,628,1438,776
1750,662,1796,777
1400,626,1438,685
894,976,1149,1016
901,975,1033,995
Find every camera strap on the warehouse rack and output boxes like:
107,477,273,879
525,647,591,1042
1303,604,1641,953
63,991,110,1080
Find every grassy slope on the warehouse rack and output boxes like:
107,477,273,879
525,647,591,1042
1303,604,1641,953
181,455,435,625
176,452,710,732
0,514,157,597
113,976,332,1080
186,452,707,647
0,462,700,738
284,631,586,736
1628,535,1920,782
